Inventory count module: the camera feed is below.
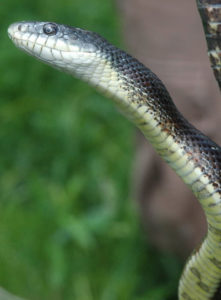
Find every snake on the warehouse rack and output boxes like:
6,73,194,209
6,2,221,300
196,0,221,90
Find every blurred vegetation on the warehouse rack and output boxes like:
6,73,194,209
0,1,182,299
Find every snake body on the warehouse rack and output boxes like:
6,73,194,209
7,17,221,300
196,0,221,90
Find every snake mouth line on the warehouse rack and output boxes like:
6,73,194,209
11,37,55,61
9,35,95,65
9,35,76,63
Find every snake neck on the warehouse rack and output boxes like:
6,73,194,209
82,48,221,213
85,49,221,299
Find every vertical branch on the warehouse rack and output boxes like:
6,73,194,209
196,0,221,91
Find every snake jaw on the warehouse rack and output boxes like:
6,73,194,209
8,21,102,77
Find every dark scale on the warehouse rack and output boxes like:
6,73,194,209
196,0,221,90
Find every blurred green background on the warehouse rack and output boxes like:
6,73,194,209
0,1,182,299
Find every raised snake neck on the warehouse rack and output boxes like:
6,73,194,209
7,10,221,300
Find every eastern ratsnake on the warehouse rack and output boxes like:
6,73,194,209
7,2,221,300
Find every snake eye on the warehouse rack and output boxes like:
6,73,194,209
43,23,58,36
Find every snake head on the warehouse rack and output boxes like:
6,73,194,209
8,21,111,77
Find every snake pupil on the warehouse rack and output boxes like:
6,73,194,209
43,23,58,36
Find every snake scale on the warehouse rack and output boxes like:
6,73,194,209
197,0,221,90
7,1,221,299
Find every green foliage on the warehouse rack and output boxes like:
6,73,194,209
0,1,182,299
